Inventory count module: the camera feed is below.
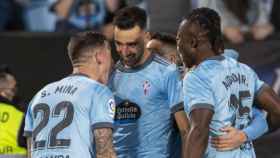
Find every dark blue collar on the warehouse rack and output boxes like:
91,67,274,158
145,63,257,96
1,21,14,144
116,53,155,73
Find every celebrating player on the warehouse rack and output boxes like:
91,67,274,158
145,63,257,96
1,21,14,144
110,6,189,158
24,32,116,158
177,7,280,158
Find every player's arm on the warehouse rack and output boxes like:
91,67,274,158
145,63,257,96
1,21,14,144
165,66,190,158
183,71,215,158
173,107,190,158
27,137,31,158
94,128,116,158
211,107,268,151
186,108,213,158
256,85,280,128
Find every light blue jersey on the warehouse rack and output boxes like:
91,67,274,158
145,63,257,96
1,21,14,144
109,54,182,158
24,74,115,158
223,49,268,140
183,56,266,158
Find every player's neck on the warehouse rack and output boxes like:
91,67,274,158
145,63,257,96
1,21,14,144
135,49,151,67
196,50,216,65
72,67,99,82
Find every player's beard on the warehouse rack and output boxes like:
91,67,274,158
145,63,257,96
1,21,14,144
121,43,145,68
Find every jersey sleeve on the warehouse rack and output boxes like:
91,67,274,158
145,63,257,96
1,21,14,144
251,68,266,97
164,66,184,113
223,49,239,60
242,107,268,141
183,71,215,115
90,87,116,130
23,101,34,137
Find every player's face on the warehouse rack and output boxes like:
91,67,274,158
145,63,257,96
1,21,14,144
114,25,145,67
102,42,113,73
177,20,196,68
0,75,17,101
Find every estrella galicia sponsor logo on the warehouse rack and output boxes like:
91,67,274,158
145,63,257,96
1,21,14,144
114,100,141,124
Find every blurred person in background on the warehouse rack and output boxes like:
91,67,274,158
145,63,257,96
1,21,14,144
102,0,126,40
0,65,26,158
147,0,191,34
0,0,24,31
50,0,105,32
198,0,275,44
270,0,280,32
18,0,56,32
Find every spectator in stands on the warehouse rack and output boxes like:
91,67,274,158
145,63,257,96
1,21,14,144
147,0,191,34
19,0,56,32
271,0,280,32
0,65,26,157
102,0,126,40
51,0,105,32
198,0,274,44
0,0,24,31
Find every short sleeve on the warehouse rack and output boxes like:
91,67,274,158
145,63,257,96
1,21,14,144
223,49,239,60
23,102,34,137
183,72,215,115
251,69,266,97
164,66,184,113
90,87,116,130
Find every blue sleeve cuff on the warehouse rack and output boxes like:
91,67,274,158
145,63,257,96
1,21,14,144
242,110,268,141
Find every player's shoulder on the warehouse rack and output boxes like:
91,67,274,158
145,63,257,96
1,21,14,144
153,54,172,67
152,54,178,73
195,56,225,78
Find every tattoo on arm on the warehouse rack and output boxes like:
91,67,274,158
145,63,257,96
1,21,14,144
94,128,117,158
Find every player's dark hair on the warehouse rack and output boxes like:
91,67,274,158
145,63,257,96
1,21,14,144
67,31,107,65
187,7,224,54
0,65,14,81
113,6,147,30
150,32,176,46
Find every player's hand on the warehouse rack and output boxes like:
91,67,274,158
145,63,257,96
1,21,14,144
210,126,247,151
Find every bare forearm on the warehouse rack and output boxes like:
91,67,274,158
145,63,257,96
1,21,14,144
27,138,31,158
181,130,188,158
257,86,280,116
186,127,209,158
174,110,190,158
94,128,117,158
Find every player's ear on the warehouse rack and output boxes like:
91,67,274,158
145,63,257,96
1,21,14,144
170,54,176,64
190,36,198,49
94,50,102,65
144,31,151,44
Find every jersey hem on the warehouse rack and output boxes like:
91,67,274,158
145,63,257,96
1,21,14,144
91,122,114,130
189,103,215,114
23,131,32,137
171,102,184,114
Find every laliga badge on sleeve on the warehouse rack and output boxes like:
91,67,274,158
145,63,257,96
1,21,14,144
108,99,116,118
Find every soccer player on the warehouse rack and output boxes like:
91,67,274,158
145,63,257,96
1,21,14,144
148,32,268,155
110,6,189,158
177,7,280,158
23,32,117,158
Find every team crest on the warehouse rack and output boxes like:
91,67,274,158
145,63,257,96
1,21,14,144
107,99,116,118
143,80,151,95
